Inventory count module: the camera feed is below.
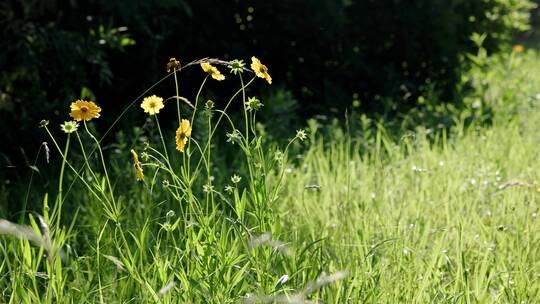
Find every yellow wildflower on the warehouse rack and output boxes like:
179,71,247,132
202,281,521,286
175,119,192,152
69,100,101,121
130,149,144,181
200,62,225,81
140,95,165,115
250,56,272,84
512,44,524,53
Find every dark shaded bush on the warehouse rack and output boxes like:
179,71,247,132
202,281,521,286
0,0,535,169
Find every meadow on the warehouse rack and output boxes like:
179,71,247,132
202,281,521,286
1,48,540,303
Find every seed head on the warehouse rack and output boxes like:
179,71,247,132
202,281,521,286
295,129,307,141
224,185,234,194
246,96,263,111
60,121,79,134
231,174,241,184
166,58,181,73
39,120,50,128
228,59,246,75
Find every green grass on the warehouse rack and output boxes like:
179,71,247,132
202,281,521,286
2,50,540,303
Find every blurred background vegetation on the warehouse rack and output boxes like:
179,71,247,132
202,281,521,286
1,0,539,179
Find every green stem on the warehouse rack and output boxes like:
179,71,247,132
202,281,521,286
52,134,70,229
239,75,259,222
240,74,249,143
270,138,298,203
154,115,183,208
43,126,104,210
84,122,115,205
187,75,209,178
193,77,256,174
206,111,213,211
174,70,181,125
76,132,100,183
96,220,108,304
21,143,45,221
191,76,209,125
57,135,70,200
154,115,171,162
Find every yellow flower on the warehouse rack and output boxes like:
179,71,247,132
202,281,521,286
250,56,272,84
141,95,165,115
512,44,524,53
175,119,192,152
130,149,144,181
69,100,101,121
200,62,225,81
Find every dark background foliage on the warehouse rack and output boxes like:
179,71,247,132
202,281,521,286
0,0,536,172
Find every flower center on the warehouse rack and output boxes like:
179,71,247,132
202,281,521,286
80,106,89,112
259,66,267,73
150,102,156,108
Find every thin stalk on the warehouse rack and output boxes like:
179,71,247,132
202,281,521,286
75,132,100,183
154,115,183,207
154,115,171,162
190,76,209,125
96,220,108,304
43,126,102,202
190,109,239,177
206,111,214,211
269,138,298,203
21,143,45,221
187,75,209,178
52,134,70,229
193,77,256,174
84,122,115,206
240,74,249,143
238,74,259,220
174,70,181,125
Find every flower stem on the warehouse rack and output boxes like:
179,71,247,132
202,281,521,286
174,70,181,125
187,75,209,178
240,74,250,143
43,126,102,202
206,111,213,210
193,77,256,174
52,134,70,228
155,115,184,211
154,115,170,163
76,131,100,183
83,122,116,207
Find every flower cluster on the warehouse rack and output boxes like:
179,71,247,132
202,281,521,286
54,55,276,186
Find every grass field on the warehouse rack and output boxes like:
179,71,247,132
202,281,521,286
2,51,540,303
